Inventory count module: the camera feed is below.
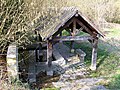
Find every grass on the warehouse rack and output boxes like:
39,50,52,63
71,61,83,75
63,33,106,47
64,27,120,89
108,74,120,89
104,28,120,38
0,79,30,90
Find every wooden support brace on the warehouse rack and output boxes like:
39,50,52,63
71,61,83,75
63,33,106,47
75,18,93,36
47,40,53,67
70,20,76,53
90,38,98,70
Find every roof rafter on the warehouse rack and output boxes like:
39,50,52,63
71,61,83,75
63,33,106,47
75,18,93,36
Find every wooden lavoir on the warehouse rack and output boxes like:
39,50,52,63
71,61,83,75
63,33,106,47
18,7,105,83
34,7,104,71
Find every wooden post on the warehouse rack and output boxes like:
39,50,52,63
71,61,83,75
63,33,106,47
70,41,74,53
70,20,76,53
90,38,98,70
59,31,62,43
47,40,53,67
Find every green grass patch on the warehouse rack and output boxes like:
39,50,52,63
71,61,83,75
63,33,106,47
104,28,120,38
108,74,120,89
63,27,120,89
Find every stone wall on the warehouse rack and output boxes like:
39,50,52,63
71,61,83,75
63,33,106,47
7,44,18,81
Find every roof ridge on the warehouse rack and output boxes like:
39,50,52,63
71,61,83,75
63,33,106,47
61,6,78,11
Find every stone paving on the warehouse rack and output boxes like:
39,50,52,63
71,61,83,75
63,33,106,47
52,65,107,90
35,43,107,89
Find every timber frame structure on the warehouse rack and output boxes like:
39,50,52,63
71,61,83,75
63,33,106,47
35,7,104,71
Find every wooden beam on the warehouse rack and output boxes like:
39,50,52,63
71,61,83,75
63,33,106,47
70,20,76,53
59,31,63,43
53,28,62,38
63,18,75,28
75,18,93,36
90,38,98,71
75,27,84,36
73,20,76,35
53,48,66,65
53,36,93,41
47,40,53,67
59,31,62,36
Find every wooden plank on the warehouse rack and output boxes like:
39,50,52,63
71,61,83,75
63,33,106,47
76,49,86,56
59,31,62,43
47,40,53,67
53,48,64,61
90,38,98,70
70,20,76,52
53,36,93,41
72,20,76,35
53,43,70,61
52,48,66,65
75,27,84,35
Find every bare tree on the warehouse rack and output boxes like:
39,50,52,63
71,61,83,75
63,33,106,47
0,0,34,54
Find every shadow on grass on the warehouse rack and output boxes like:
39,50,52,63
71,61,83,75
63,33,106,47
64,39,120,76
96,50,108,69
64,38,120,89
108,74,120,89
72,40,110,66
